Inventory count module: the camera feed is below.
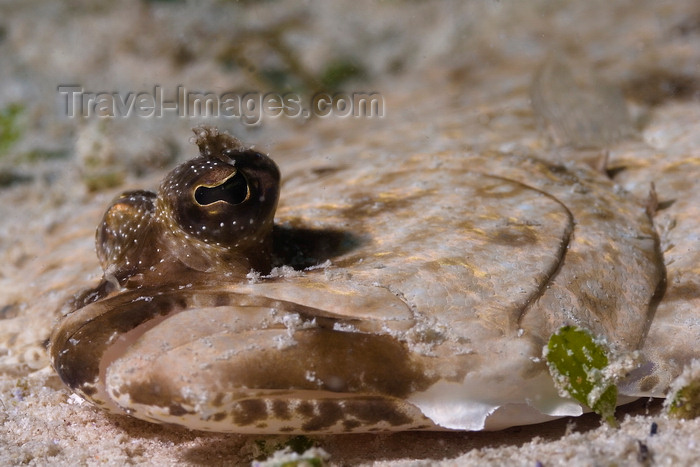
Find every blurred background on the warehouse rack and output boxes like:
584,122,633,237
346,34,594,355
0,0,697,192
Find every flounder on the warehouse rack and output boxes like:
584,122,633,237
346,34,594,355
50,126,664,433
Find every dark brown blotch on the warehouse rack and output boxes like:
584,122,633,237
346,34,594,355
80,385,97,397
120,378,184,411
231,399,268,426
213,293,232,307
272,399,291,420
344,397,413,427
219,329,433,398
297,401,315,418
300,401,344,432
342,419,362,431
490,225,539,247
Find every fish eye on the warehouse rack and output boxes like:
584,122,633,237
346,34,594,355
194,171,249,206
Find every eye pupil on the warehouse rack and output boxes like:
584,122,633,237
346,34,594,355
195,171,249,205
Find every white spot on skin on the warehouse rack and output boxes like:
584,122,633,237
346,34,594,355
74,137,287,430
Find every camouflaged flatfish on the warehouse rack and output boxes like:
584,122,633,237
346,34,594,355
49,127,663,433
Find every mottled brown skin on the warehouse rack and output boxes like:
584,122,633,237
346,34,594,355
50,129,252,391
50,126,664,434
94,127,280,291
50,127,436,432
51,127,281,407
